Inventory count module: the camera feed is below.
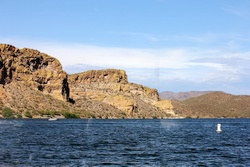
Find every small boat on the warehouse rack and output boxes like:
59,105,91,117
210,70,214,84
48,117,58,121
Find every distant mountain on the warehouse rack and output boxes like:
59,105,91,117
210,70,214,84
159,91,214,101
173,91,250,118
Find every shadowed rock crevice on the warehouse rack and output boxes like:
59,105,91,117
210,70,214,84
0,56,15,84
62,77,70,102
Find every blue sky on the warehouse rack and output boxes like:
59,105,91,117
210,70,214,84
1,0,250,94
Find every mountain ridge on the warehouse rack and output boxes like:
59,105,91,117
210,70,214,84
172,91,250,118
0,44,173,119
160,91,218,101
0,43,249,118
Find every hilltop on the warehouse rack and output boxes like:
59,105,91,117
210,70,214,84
172,92,250,118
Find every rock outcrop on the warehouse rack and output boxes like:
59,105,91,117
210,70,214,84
69,69,174,118
0,44,69,101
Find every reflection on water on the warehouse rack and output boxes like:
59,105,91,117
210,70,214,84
0,119,249,166
160,119,180,131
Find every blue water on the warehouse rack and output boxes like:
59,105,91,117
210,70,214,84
0,119,249,166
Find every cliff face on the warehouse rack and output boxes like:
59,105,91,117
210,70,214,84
69,69,159,101
69,69,173,118
0,44,69,101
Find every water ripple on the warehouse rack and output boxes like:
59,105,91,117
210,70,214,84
0,118,249,166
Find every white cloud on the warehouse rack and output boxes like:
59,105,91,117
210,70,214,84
5,40,189,69
2,38,249,73
1,38,250,94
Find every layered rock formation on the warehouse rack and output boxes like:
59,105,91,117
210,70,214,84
69,69,174,118
0,44,69,101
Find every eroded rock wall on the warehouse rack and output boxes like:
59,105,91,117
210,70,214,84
69,69,173,117
0,44,69,101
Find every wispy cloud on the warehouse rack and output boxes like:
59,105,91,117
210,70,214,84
1,38,250,94
109,31,161,42
223,6,250,18
169,33,250,46
110,31,250,50
2,37,249,72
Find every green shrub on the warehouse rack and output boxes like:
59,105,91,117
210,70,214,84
24,111,32,118
41,110,56,116
16,114,22,118
87,113,96,119
63,112,80,119
3,107,15,118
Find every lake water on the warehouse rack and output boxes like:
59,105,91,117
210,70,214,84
0,119,249,166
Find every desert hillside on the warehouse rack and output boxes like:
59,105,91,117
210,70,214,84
173,92,250,118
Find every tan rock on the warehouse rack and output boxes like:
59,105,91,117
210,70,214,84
0,44,69,101
103,95,137,117
68,69,175,118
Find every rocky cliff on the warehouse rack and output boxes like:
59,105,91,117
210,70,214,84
0,44,174,118
69,69,174,118
0,44,70,101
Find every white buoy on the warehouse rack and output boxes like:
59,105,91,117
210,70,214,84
216,123,222,133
